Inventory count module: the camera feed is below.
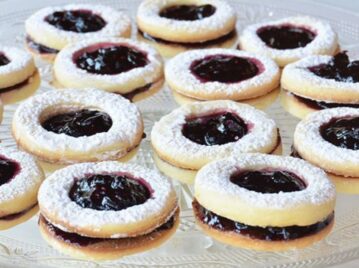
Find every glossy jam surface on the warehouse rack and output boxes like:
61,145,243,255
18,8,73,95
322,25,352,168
26,36,59,54
193,200,333,241
182,112,248,146
42,109,112,137
0,53,10,66
190,55,260,83
41,214,175,247
75,45,148,75
69,174,151,211
0,156,20,186
230,170,306,193
292,92,359,110
309,52,359,83
159,4,216,21
257,24,316,49
45,10,106,33
320,117,359,150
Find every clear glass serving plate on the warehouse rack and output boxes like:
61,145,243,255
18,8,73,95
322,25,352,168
0,0,359,267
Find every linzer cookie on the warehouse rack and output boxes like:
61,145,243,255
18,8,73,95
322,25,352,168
193,154,336,251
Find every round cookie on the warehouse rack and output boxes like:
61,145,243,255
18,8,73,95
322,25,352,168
193,154,336,251
0,146,44,230
12,88,144,165
281,52,359,118
151,100,282,184
0,46,40,104
165,48,280,106
239,16,338,67
53,38,164,102
38,161,179,260
25,4,131,61
294,107,359,193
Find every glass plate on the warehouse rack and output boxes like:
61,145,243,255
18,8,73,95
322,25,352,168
0,0,359,267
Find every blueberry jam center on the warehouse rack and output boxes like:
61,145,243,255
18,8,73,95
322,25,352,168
45,10,106,33
42,109,112,137
69,174,151,211
75,45,148,75
230,170,306,193
257,24,316,49
193,200,333,241
159,4,216,21
0,156,20,186
182,112,248,146
320,117,359,150
190,55,259,83
0,53,10,66
309,52,359,83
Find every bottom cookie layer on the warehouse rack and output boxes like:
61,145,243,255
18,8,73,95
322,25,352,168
193,200,334,251
0,204,38,230
172,88,280,110
38,208,180,260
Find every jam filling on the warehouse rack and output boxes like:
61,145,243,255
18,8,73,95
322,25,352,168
42,109,112,137
75,45,148,75
0,203,37,221
320,117,359,150
26,36,59,54
290,92,359,110
0,53,10,66
0,76,30,93
69,174,151,211
182,112,248,146
159,4,216,21
45,10,106,33
309,52,359,83
290,146,302,159
193,200,333,241
230,170,306,194
121,83,152,101
257,24,316,49
41,214,175,247
0,156,20,186
190,55,260,83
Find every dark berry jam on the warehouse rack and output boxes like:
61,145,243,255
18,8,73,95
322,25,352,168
26,36,59,54
75,44,148,75
140,30,236,47
309,52,359,83
42,109,112,137
0,77,30,93
0,203,37,221
0,53,10,66
290,146,302,159
193,200,333,241
69,174,151,211
320,117,359,150
190,55,260,83
182,112,248,146
45,10,106,33
0,156,20,186
159,4,216,21
230,170,306,193
40,213,175,247
257,24,316,49
291,92,359,110
121,83,152,101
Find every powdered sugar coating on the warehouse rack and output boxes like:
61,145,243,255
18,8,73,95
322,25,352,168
151,100,278,169
53,37,164,93
165,49,279,100
294,108,359,172
0,146,44,205
282,55,359,102
137,0,235,41
239,16,338,66
196,154,335,209
38,161,177,237
0,46,35,88
12,89,143,163
25,4,131,50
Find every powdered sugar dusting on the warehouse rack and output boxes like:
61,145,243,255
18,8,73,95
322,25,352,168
239,16,338,66
165,49,279,99
38,162,177,237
